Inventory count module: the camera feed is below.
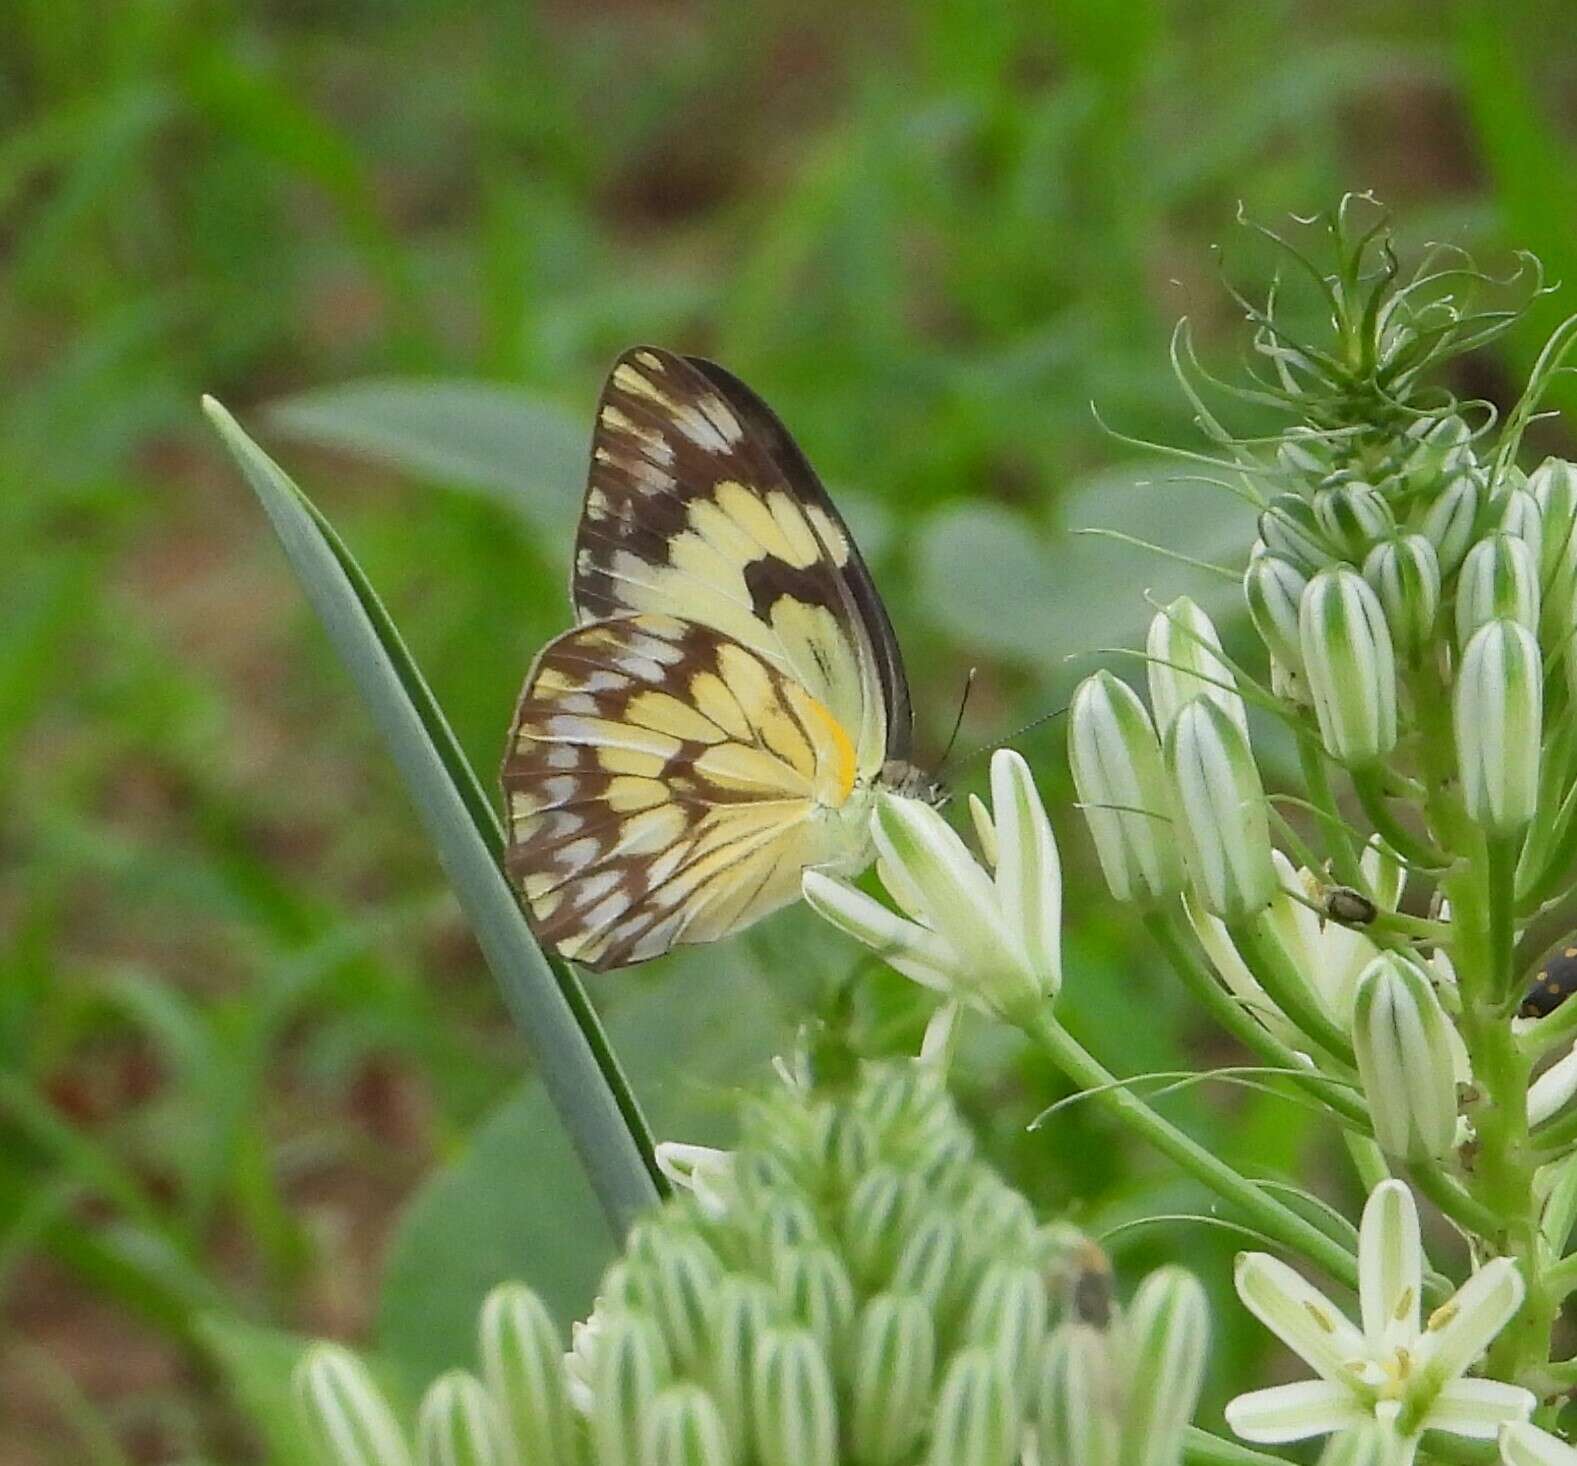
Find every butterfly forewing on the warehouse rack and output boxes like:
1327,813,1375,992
504,614,874,969
572,346,907,772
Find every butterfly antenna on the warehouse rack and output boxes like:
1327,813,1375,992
937,666,978,770
946,702,1071,774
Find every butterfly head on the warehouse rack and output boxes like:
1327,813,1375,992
881,759,949,809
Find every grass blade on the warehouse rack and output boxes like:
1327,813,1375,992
203,397,663,1232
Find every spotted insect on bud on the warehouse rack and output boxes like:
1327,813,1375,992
416,1371,507,1466
295,1344,413,1466
1068,671,1184,906
1352,953,1460,1160
925,1349,1021,1466
1163,697,1277,922
1456,532,1540,644
1299,565,1397,766
1313,481,1396,562
849,1293,937,1466
478,1284,574,1466
1520,941,1577,1020
1244,553,1309,673
1117,1268,1211,1466
1456,619,1543,836
1146,597,1247,738
1418,470,1483,578
1361,534,1439,662
1259,493,1333,576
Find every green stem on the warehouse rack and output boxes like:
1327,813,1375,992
1408,1157,1501,1237
1145,913,1371,1129
1023,1008,1360,1289
1487,833,1521,1008
1352,765,1450,871
1540,1250,1577,1303
1228,913,1358,1068
1298,736,1365,887
1180,1429,1288,1466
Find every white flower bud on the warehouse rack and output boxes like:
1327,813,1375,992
1498,485,1545,569
1146,597,1247,738
478,1285,573,1466
706,1277,778,1455
1259,492,1334,574
591,1314,672,1466
1352,953,1460,1160
1456,532,1540,643
1068,672,1184,905
1163,697,1276,921
1314,481,1396,561
1278,428,1333,478
1299,566,1398,766
1362,534,1440,662
417,1372,507,1466
751,1328,838,1466
964,1262,1049,1394
926,1349,1021,1466
1419,471,1483,577
635,1232,724,1371
1456,619,1543,835
1244,554,1309,673
642,1385,735,1466
1035,1324,1119,1466
1118,1267,1210,1466
892,1211,968,1324
1532,457,1577,584
843,1167,925,1286
1500,1422,1577,1466
295,1344,412,1466
849,1293,936,1465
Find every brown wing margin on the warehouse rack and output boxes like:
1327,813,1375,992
683,354,915,763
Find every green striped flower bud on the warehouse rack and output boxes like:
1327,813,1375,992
1361,534,1439,662
294,1344,412,1466
774,1245,856,1368
752,1194,821,1268
926,1349,1021,1466
1259,492,1333,574
1456,619,1543,835
1146,597,1246,738
637,1232,724,1371
1244,553,1309,674
1068,671,1184,906
1532,457,1577,586
964,1262,1049,1393
641,1386,734,1466
1278,427,1334,479
850,1293,937,1465
1352,953,1459,1160
1299,565,1397,766
1036,1324,1118,1466
706,1277,779,1455
1418,470,1483,577
1163,697,1276,921
1118,1268,1210,1466
751,1328,837,1466
478,1284,573,1466
416,1372,506,1466
1498,485,1544,569
842,1166,925,1286
811,1108,878,1191
893,1210,969,1324
591,1314,672,1466
1456,532,1540,643
1313,481,1396,561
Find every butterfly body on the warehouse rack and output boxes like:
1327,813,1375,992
503,347,930,969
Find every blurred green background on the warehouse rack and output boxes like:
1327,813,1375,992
5,0,1577,1460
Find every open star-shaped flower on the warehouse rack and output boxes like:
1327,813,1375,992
1226,1180,1532,1463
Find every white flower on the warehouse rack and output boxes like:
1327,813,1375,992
1529,1042,1577,1128
1226,1180,1532,1464
803,749,1060,1023
1502,1422,1577,1465
654,1142,733,1220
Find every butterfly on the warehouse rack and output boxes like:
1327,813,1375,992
501,346,938,969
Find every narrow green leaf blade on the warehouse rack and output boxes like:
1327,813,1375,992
203,397,660,1233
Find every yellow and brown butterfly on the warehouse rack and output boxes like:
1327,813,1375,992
501,346,940,969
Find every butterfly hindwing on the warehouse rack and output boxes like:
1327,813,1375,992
572,346,908,773
504,614,874,969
